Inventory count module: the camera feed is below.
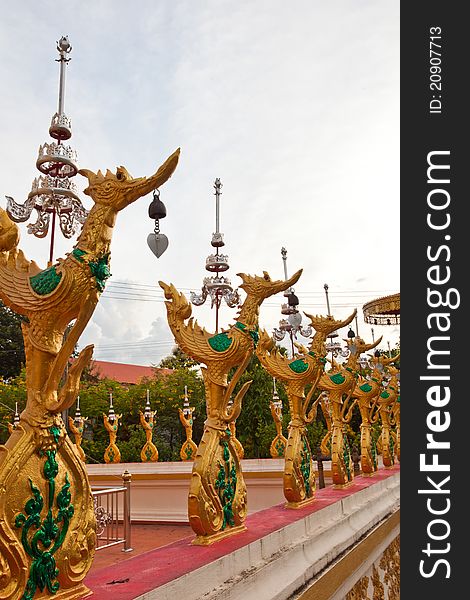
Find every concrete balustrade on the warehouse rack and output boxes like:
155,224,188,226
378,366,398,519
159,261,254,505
87,458,334,522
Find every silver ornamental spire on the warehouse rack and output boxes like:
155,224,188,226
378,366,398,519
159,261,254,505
6,36,88,264
182,385,195,421
272,247,312,356
108,393,115,423
74,396,82,422
144,389,153,420
13,402,20,428
323,283,350,359
190,178,240,331
272,378,282,411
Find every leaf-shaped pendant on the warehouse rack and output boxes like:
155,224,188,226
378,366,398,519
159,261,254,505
147,233,169,258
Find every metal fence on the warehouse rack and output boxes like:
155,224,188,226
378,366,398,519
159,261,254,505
91,470,133,552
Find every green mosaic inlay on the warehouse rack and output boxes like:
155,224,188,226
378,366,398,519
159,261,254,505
72,248,87,262
208,332,233,352
15,427,73,600
215,430,236,530
380,391,390,399
235,322,259,347
360,383,373,393
88,253,111,292
343,434,351,480
72,248,111,292
371,437,377,470
389,435,395,465
288,359,309,374
275,438,285,457
30,267,62,296
300,437,312,497
329,373,346,385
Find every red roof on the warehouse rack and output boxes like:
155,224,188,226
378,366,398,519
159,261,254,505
88,360,173,385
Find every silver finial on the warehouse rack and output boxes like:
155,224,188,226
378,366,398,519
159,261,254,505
5,35,88,265
57,36,72,55
190,179,240,331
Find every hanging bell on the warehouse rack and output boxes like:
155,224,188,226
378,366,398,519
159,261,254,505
147,189,169,258
148,189,167,220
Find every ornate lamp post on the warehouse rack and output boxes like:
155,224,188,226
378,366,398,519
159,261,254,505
273,247,312,356
68,396,87,462
6,37,88,265
323,283,350,359
179,385,197,461
103,393,122,464
140,389,158,462
190,179,240,332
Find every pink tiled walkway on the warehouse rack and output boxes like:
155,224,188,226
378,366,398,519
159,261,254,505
84,465,400,599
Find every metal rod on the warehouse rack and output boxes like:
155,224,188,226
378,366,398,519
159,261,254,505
316,450,325,489
122,470,133,552
355,313,359,336
106,494,110,546
214,178,222,234
324,283,331,315
281,247,288,280
56,36,72,115
48,209,56,265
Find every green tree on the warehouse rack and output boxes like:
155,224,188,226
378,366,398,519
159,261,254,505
0,369,26,444
0,301,25,380
233,355,285,458
158,346,198,370
71,365,206,464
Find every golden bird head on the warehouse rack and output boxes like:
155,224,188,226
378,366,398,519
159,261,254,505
346,334,383,357
304,309,357,357
369,351,400,371
237,269,303,303
305,309,357,338
78,148,180,211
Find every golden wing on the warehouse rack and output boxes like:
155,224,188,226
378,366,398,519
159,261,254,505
256,329,319,383
0,249,73,315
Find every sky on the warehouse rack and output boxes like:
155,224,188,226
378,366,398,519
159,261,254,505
0,1,400,366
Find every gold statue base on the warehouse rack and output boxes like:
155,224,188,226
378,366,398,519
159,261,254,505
361,471,376,478
38,584,93,599
333,480,354,490
191,524,247,546
285,496,316,510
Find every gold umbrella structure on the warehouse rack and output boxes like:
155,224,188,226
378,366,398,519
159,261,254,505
362,293,400,326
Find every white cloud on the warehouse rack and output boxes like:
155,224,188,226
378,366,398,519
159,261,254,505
0,1,400,364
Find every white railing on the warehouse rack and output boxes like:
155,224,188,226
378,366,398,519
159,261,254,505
91,470,132,552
